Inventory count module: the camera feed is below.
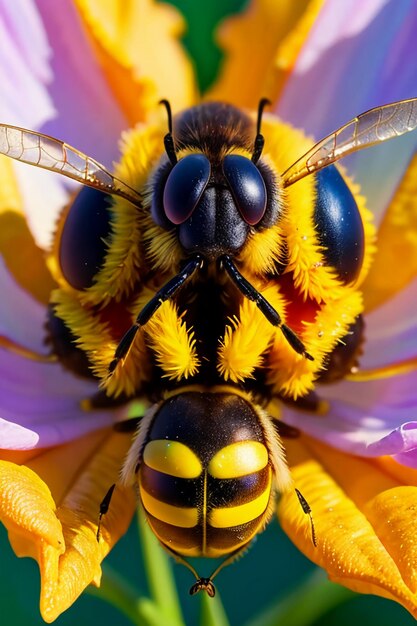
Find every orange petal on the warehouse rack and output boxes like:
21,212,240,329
0,158,55,304
208,0,324,109
0,461,64,559
362,152,417,312
279,435,417,619
74,0,197,123
1,428,136,622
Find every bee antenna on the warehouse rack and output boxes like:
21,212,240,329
252,97,271,164
159,99,177,165
159,99,173,134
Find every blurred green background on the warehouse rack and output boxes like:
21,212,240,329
1,1,416,625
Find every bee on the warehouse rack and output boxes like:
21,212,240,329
1,97,416,595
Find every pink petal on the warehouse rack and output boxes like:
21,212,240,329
1,0,130,248
0,418,40,449
0,0,54,128
366,422,417,467
35,0,128,166
275,0,417,223
362,278,417,369
0,348,135,450
280,369,417,460
12,163,72,250
0,257,49,354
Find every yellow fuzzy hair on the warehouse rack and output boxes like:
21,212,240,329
130,287,200,381
267,288,364,398
217,283,287,382
51,288,151,397
255,117,376,301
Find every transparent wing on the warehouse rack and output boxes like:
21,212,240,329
282,98,417,187
0,124,142,206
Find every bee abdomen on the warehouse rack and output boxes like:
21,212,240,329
138,438,272,557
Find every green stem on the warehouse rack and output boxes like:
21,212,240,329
244,569,356,626
87,563,151,626
200,591,231,626
137,506,184,625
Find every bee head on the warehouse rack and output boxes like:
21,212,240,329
150,101,282,260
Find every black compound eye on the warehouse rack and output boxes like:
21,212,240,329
59,187,112,290
223,154,267,225
163,154,211,225
314,165,365,284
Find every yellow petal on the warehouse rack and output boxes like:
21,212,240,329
0,157,55,304
362,153,417,312
75,0,197,122
1,428,136,622
209,0,324,108
0,461,64,559
279,435,417,619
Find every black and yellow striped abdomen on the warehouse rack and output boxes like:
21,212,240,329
138,391,274,557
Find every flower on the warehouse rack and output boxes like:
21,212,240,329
1,0,417,622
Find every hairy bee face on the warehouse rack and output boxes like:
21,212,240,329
150,102,281,259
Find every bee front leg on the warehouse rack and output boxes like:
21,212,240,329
108,254,203,374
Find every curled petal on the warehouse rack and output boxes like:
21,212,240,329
366,423,417,468
0,461,64,558
280,435,417,618
1,428,136,622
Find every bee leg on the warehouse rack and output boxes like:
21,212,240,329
108,254,203,374
220,255,313,361
96,483,116,541
295,488,317,547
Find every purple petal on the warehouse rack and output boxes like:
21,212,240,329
0,348,135,450
12,162,72,249
393,447,417,468
280,368,417,460
0,257,49,354
1,0,130,247
362,278,417,368
0,0,54,128
366,421,417,457
275,0,417,223
35,0,128,166
0,418,40,449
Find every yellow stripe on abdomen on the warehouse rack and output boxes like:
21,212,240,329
140,487,198,528
143,439,202,478
208,469,271,528
208,441,268,478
